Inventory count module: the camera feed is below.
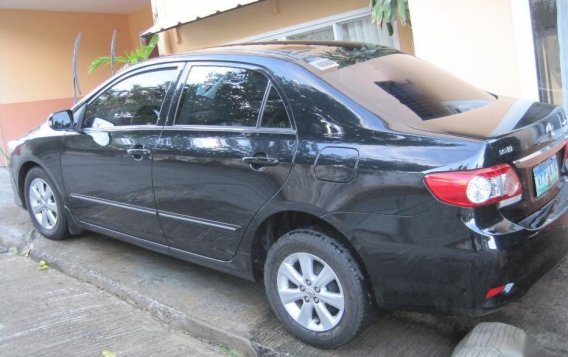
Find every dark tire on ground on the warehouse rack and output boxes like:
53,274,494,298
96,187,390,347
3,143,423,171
264,229,372,348
24,167,70,240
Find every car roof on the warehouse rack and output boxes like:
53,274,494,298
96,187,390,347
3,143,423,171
144,41,402,66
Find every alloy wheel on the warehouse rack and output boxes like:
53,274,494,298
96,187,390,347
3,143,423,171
29,178,58,230
276,252,345,331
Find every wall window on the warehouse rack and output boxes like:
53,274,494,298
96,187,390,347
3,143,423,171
530,0,563,105
288,26,335,41
338,16,392,46
239,9,400,49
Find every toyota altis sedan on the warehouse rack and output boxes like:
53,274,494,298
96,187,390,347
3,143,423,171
8,42,568,348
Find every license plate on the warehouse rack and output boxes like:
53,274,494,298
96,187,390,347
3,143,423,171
533,155,560,197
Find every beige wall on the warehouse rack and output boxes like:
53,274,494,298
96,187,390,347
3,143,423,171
408,0,535,99
158,0,414,54
0,9,134,104
0,8,153,165
128,6,153,47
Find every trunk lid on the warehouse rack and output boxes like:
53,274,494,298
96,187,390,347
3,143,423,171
410,97,568,223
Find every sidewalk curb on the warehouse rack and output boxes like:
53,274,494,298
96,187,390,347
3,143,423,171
0,230,273,357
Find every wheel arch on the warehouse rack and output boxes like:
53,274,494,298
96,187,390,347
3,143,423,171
17,160,42,209
243,206,372,293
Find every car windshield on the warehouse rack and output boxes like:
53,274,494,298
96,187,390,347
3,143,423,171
301,44,496,123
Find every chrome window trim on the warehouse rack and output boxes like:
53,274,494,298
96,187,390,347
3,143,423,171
160,125,296,135
83,125,164,132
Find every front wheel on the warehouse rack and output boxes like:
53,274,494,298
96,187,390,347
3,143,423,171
264,230,372,348
24,167,69,240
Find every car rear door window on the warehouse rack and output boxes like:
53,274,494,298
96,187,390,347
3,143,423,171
176,66,268,127
83,69,177,128
259,84,291,129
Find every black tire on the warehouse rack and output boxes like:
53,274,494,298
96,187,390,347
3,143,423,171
264,229,372,348
24,167,70,240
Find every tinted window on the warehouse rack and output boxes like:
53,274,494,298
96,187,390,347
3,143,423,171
260,85,291,128
302,45,496,122
83,69,177,128
176,66,268,126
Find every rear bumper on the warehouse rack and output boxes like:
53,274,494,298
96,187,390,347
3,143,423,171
363,213,568,315
346,182,568,315
480,216,568,311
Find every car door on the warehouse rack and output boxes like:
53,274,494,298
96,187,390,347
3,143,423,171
61,63,183,245
153,63,297,260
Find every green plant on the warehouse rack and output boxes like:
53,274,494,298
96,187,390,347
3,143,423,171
0,145,9,161
88,34,159,74
370,0,410,36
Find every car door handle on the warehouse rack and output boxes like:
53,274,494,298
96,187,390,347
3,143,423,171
242,156,279,166
127,148,151,161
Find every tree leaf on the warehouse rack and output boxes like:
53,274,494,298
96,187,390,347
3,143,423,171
0,145,9,161
38,260,49,270
88,56,112,74
398,0,409,26
101,350,116,357
387,22,394,36
88,34,159,74
147,34,159,49
369,0,411,36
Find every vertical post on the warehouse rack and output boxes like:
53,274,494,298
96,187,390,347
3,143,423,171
557,0,568,113
110,30,117,76
72,33,82,105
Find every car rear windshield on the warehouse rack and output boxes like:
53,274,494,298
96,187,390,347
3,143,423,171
301,45,496,123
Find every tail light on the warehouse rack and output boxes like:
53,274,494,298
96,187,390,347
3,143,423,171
424,164,522,208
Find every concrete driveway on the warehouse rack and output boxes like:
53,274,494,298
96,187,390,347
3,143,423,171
1,168,567,356
0,252,223,356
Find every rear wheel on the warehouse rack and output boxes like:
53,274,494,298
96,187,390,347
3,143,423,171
264,229,372,348
24,167,69,240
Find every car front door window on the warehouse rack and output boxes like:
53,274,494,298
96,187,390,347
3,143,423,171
83,69,177,128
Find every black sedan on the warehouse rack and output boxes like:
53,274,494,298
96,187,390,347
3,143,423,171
8,42,568,348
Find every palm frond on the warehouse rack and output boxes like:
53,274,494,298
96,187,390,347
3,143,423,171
88,56,112,74
89,34,160,74
0,145,10,161
369,0,410,36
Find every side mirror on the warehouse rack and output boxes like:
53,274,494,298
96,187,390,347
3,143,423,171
48,110,74,131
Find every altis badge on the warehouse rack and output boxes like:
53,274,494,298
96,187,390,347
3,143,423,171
499,145,514,155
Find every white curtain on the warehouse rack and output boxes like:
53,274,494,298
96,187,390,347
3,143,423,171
338,16,397,47
287,26,334,41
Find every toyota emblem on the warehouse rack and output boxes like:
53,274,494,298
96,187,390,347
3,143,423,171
545,123,554,139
